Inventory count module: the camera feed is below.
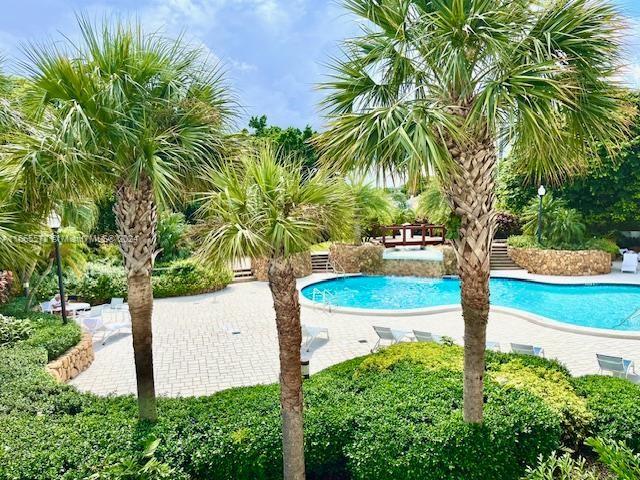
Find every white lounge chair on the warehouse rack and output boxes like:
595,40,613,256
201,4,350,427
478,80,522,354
79,309,131,345
372,326,410,352
108,297,125,310
301,324,329,352
413,330,437,343
486,341,501,352
510,343,545,357
39,301,53,314
596,354,636,378
621,252,638,273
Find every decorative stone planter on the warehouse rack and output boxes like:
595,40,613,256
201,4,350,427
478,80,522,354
329,243,364,273
507,247,611,276
252,252,313,281
330,243,457,277
46,332,94,383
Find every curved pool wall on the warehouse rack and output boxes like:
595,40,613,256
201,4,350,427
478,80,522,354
301,275,640,335
382,247,444,261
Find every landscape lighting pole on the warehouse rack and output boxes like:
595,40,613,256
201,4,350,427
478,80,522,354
47,211,67,323
537,185,546,245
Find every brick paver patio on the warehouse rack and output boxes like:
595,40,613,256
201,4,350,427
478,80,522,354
70,270,640,396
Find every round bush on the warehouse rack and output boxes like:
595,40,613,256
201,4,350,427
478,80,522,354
573,375,640,451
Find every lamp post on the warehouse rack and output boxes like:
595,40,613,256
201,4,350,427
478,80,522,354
536,185,546,245
47,211,67,323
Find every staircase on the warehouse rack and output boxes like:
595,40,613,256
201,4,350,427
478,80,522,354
311,252,332,273
490,240,520,270
233,267,255,283
232,258,255,283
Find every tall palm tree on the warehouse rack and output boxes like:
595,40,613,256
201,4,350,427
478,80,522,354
317,0,627,422
198,144,352,480
3,18,236,420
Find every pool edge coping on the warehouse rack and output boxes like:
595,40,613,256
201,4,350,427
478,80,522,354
298,274,640,340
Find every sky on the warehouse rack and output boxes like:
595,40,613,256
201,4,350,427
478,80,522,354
0,0,639,131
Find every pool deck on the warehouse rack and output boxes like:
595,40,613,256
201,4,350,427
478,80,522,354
70,266,640,397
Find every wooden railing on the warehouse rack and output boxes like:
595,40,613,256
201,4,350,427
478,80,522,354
380,223,446,248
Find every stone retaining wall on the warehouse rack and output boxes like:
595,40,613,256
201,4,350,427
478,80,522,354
46,332,94,383
252,252,313,281
507,247,611,276
330,243,458,277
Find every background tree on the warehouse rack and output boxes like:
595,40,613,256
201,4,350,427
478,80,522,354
198,144,352,480
247,115,319,173
3,18,236,421
317,0,627,422
499,94,640,236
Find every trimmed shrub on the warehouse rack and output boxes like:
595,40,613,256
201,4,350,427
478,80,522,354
0,299,82,361
0,342,596,479
584,238,619,257
0,314,32,347
573,375,640,451
35,259,232,305
152,259,232,298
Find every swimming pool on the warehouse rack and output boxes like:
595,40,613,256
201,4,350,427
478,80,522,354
301,276,640,331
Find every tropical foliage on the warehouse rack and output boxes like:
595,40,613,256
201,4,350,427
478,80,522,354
316,0,627,422
345,175,395,243
198,143,352,479
521,195,587,247
415,180,460,238
2,17,237,421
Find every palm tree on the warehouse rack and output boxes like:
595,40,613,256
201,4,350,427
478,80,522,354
3,18,236,420
346,174,395,243
317,0,627,422
198,144,352,480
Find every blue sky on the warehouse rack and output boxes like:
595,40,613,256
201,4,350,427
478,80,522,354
0,0,639,130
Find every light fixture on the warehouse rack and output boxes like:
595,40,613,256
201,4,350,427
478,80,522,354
537,185,546,197
301,357,310,380
47,210,67,323
47,211,62,230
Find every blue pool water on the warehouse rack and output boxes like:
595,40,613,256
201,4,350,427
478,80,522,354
301,276,640,331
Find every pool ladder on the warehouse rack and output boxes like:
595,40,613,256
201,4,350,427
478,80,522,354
311,288,335,313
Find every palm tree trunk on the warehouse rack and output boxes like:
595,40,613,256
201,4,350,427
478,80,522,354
267,257,306,480
114,176,158,422
446,136,497,424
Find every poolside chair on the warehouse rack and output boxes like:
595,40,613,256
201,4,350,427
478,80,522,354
79,309,131,345
372,326,410,352
108,297,125,309
596,354,636,378
621,252,639,273
302,324,329,352
510,343,545,357
413,330,437,343
486,341,501,352
39,301,53,314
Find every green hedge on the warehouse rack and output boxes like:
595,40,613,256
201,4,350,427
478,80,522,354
0,314,32,347
152,259,233,299
507,235,618,255
0,300,81,361
34,259,232,305
573,375,640,451
1,342,615,480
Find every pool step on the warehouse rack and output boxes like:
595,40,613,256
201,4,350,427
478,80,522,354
311,253,333,273
491,241,521,270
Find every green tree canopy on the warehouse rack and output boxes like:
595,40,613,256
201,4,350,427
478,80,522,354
246,115,318,173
